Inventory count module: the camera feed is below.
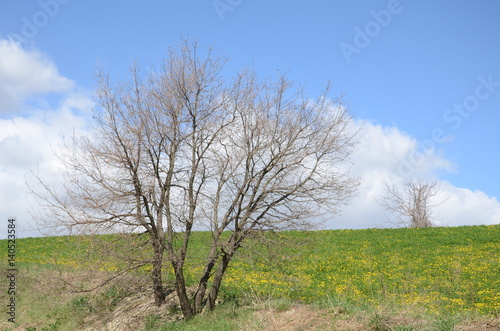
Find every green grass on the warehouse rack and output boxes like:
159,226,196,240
223,225,500,316
0,225,498,330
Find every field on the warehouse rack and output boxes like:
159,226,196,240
1,225,499,330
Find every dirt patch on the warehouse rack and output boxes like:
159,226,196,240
82,287,182,331
243,305,334,331
455,316,500,330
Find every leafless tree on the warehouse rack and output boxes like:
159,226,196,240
379,179,443,228
31,39,359,319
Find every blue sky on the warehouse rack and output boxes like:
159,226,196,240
1,0,499,236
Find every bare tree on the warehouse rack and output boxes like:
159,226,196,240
31,39,359,319
379,179,443,228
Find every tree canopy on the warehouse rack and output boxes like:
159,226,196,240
32,39,359,319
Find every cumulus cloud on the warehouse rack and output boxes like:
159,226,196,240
3,101,499,237
436,183,500,226
327,121,500,229
0,39,497,236
351,121,455,178
0,39,74,114
0,98,92,238
0,39,91,237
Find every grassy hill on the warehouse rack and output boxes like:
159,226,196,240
1,225,499,330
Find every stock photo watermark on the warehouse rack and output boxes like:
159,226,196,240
398,74,500,176
339,0,406,64
213,0,243,21
6,218,17,323
7,0,71,46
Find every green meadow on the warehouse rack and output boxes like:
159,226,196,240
1,225,499,330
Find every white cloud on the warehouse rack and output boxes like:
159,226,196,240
327,121,500,229
0,102,92,238
436,183,500,227
0,40,497,236
351,121,455,178
0,39,74,114
0,39,91,237
4,103,498,237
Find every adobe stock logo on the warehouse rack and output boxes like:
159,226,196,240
339,0,405,64
398,74,500,177
213,0,243,21
8,0,71,46
442,75,500,130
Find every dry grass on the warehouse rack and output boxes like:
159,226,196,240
242,305,334,331
1,268,498,331
1,226,498,330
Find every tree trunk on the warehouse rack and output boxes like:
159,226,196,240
193,245,220,313
206,252,232,311
193,263,213,314
174,263,194,319
152,241,166,306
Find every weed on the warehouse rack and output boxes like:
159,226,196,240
40,317,61,331
434,316,456,331
72,295,91,310
0,225,498,329
100,284,129,309
370,312,391,331
144,314,161,330
392,326,415,331
274,298,292,312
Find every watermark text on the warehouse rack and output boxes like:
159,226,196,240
339,0,405,64
8,0,71,46
398,74,499,176
213,0,243,21
6,218,17,323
